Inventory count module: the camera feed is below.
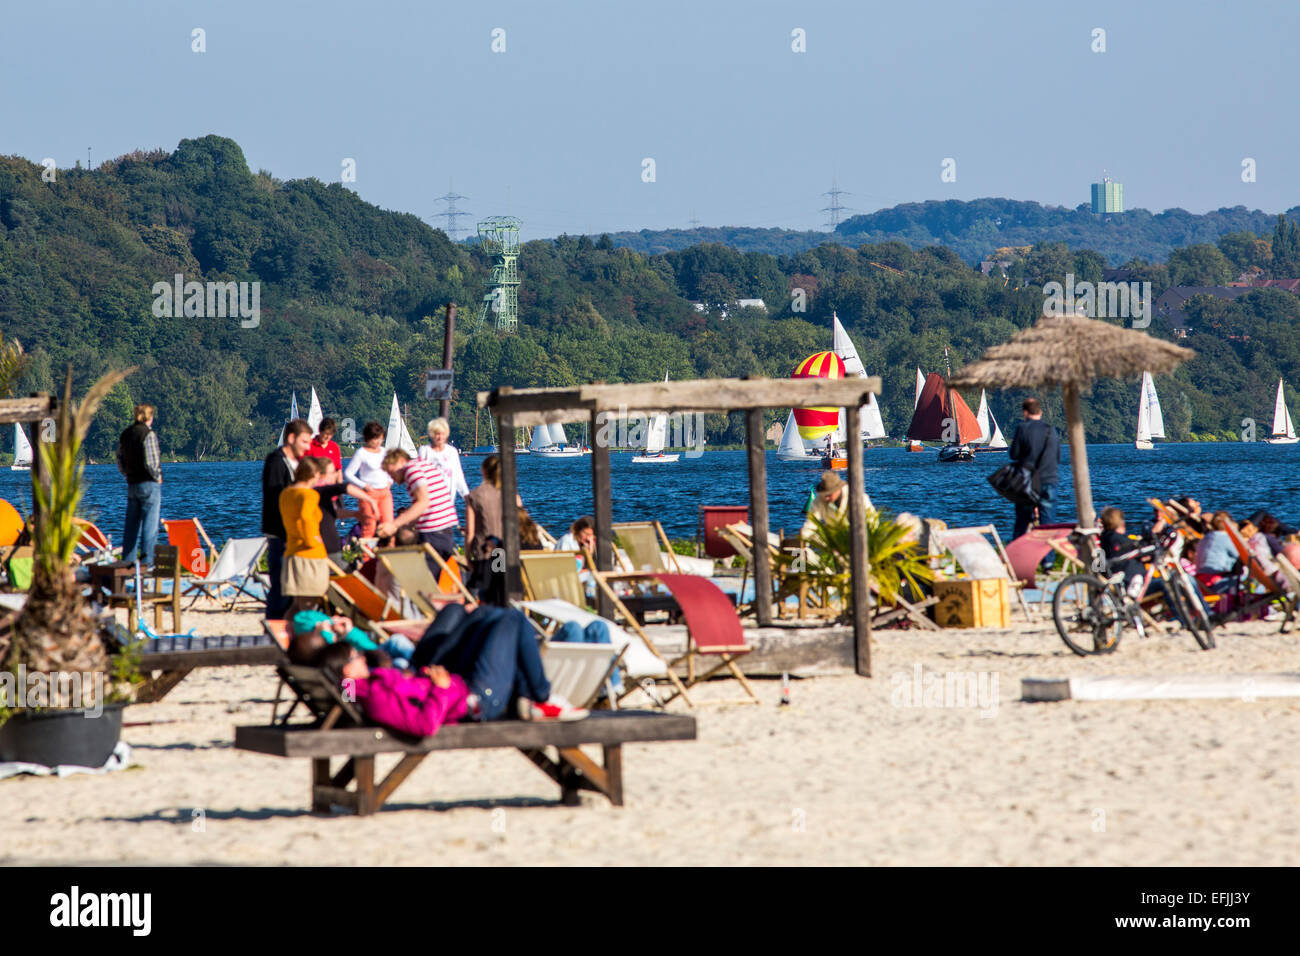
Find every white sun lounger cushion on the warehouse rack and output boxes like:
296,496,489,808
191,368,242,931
517,598,667,678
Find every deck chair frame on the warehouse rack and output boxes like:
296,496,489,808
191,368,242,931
182,536,269,610
935,524,1035,622
612,521,683,574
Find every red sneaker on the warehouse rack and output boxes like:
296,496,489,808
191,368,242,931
519,696,588,721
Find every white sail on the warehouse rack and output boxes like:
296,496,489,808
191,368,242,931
988,410,1008,449
276,391,299,446
915,368,925,409
974,390,991,444
307,388,323,435
384,394,417,456
12,423,32,467
831,312,887,439
1272,379,1296,438
530,425,550,450
1146,372,1165,438
777,411,811,459
645,414,668,454
548,422,568,447
1136,376,1152,444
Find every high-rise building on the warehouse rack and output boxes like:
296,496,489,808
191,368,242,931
1091,177,1123,214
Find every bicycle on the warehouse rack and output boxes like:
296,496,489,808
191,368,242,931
1052,523,1216,656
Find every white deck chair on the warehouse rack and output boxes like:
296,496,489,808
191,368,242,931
516,597,667,680
540,641,627,710
183,536,269,610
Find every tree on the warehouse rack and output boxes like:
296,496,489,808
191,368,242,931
1167,244,1232,286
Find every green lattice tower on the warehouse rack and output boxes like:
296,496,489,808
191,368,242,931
476,216,521,333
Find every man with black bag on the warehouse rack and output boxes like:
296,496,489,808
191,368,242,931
1004,397,1060,539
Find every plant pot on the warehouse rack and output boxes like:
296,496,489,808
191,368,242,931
0,702,124,768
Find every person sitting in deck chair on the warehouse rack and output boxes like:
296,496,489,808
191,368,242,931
290,607,417,666
800,470,873,541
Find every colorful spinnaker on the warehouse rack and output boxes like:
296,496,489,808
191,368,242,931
791,351,847,440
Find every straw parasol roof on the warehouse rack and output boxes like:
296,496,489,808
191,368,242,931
948,314,1195,547
948,314,1194,390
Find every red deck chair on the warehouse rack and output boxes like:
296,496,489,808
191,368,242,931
1222,522,1295,630
73,519,113,562
699,506,748,559
327,572,404,624
1004,523,1076,588
162,518,217,577
652,572,757,704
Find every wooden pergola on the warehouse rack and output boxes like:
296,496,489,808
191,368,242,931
478,376,882,676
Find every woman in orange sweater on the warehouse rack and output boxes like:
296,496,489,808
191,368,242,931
280,457,331,614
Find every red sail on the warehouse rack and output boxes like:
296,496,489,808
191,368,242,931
906,372,982,443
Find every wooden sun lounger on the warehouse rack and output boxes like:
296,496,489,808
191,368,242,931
239,663,695,815
133,629,287,703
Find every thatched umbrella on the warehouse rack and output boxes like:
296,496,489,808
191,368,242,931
949,314,1194,545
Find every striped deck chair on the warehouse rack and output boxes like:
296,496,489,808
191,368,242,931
613,521,682,573
73,519,113,563
182,536,268,609
328,571,406,624
652,573,758,705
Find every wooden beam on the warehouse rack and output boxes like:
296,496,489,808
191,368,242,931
845,404,871,677
0,395,53,424
590,409,614,619
745,408,772,626
498,412,522,601
1062,382,1096,570
480,378,881,418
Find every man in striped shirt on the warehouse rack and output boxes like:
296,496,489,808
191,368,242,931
379,449,459,562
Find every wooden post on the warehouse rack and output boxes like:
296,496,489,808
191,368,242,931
438,303,456,421
745,407,772,626
591,409,614,619
845,405,871,676
29,395,48,526
1062,382,1096,567
499,412,522,600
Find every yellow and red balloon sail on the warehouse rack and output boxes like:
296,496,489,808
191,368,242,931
791,351,846,439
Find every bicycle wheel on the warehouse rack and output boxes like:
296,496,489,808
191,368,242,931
1053,574,1123,656
1164,569,1216,650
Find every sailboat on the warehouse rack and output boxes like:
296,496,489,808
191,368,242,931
11,423,32,471
530,422,583,459
465,407,498,456
634,371,679,463
907,372,981,462
906,368,927,452
972,390,1008,453
306,388,324,435
1134,371,1165,451
831,313,887,444
776,410,819,462
276,392,299,446
1267,378,1298,444
383,394,417,456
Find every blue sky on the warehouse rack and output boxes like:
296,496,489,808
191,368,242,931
4,0,1297,240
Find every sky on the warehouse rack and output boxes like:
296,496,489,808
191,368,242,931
3,0,1298,241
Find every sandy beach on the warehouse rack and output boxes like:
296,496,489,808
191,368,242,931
2,600,1298,867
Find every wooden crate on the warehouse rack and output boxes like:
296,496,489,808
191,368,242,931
933,578,1010,629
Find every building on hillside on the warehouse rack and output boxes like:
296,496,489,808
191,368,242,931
1091,177,1123,214
692,298,769,318
1153,281,1300,337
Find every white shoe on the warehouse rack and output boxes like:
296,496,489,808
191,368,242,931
518,694,588,721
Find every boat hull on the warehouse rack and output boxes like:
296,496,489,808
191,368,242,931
632,454,679,463
1134,440,1154,450
820,455,847,470
9,466,29,472
1266,436,1299,444
530,449,583,459
937,444,974,463
905,441,926,452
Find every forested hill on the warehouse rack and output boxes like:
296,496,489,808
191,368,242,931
608,199,1297,265
2,135,1300,462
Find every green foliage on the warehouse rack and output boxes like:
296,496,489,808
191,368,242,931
795,508,933,609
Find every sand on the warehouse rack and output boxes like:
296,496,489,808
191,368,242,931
2,599,1298,866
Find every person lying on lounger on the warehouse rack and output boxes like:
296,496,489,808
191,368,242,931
291,608,417,666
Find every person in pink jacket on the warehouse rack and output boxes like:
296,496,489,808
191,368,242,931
317,641,469,737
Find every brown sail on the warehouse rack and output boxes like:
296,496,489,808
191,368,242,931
906,372,982,443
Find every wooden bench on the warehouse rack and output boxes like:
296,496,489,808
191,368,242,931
238,664,696,815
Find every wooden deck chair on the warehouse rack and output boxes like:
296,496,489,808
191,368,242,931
520,550,691,705
935,525,1034,621
719,522,845,621
379,545,474,617
613,521,682,573
541,641,627,710
162,518,218,577
652,573,758,705
135,545,182,634
182,536,268,609
1223,522,1295,630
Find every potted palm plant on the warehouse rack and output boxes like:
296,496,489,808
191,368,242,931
0,364,136,767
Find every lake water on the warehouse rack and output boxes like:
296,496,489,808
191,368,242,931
1,443,1296,549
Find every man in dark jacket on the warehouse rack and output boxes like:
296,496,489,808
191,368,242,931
1008,397,1061,539
116,403,162,566
263,419,314,619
